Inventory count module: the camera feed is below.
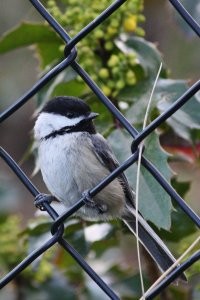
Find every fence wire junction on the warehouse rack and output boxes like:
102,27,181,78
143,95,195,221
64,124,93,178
0,0,200,299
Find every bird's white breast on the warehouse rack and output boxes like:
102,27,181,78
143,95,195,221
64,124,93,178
38,133,83,205
37,132,126,220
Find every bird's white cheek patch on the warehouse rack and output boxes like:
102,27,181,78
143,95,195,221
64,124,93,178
34,112,84,140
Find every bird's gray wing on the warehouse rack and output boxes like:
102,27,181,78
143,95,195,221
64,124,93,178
90,134,135,208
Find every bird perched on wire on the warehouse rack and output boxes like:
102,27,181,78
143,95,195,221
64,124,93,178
34,96,185,278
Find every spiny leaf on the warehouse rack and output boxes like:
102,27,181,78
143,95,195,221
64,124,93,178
108,129,173,229
156,79,200,142
116,37,166,78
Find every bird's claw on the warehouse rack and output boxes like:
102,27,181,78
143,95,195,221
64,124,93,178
82,190,107,214
34,193,54,211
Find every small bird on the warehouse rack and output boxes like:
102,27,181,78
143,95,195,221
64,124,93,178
34,96,184,277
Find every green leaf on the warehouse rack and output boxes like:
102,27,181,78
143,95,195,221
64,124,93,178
53,80,86,97
116,37,165,78
21,218,51,236
123,80,157,124
123,78,200,143
36,42,63,68
116,37,166,123
111,272,149,299
88,222,119,257
35,67,78,110
0,22,62,53
87,95,113,134
24,272,77,300
108,129,173,229
156,79,200,142
152,179,197,242
0,22,64,69
91,237,118,258
63,226,89,257
158,203,197,242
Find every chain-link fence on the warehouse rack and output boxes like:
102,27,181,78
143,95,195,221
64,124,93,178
0,0,200,299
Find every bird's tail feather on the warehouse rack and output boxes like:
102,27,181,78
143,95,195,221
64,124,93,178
122,205,187,281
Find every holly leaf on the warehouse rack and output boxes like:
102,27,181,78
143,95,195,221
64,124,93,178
0,22,62,53
116,37,167,125
108,129,173,229
151,179,197,242
0,22,63,68
123,78,200,143
123,82,158,124
156,79,200,142
116,37,166,108
116,36,166,78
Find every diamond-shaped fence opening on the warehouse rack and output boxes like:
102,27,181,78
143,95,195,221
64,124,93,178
0,0,200,299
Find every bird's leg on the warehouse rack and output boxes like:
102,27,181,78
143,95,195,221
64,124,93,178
34,193,55,211
82,190,108,214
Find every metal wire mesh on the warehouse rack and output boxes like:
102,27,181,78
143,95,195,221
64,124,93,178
0,0,200,299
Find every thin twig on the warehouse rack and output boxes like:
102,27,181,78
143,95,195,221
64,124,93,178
135,63,163,299
140,235,200,299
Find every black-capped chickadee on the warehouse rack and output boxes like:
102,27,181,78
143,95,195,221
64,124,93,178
34,96,184,277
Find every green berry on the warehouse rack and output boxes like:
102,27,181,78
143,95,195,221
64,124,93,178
94,30,104,39
110,19,119,28
111,67,119,76
108,55,119,67
126,70,136,85
99,68,109,79
135,27,145,36
105,41,113,51
127,53,136,59
91,74,97,81
107,26,117,37
127,70,135,78
102,85,111,96
48,1,56,8
42,0,145,94
137,14,145,22
107,80,115,89
116,80,125,90
84,59,94,67
123,15,137,32
127,78,136,85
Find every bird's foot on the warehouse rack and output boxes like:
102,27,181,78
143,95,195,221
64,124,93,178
82,190,108,214
34,193,54,211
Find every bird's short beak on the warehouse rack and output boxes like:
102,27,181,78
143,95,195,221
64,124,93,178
86,112,99,120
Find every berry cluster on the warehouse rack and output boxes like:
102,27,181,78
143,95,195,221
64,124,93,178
47,0,145,98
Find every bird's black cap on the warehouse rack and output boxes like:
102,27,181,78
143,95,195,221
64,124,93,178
41,96,91,119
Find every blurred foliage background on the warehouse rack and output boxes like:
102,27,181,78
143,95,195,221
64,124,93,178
0,0,200,299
